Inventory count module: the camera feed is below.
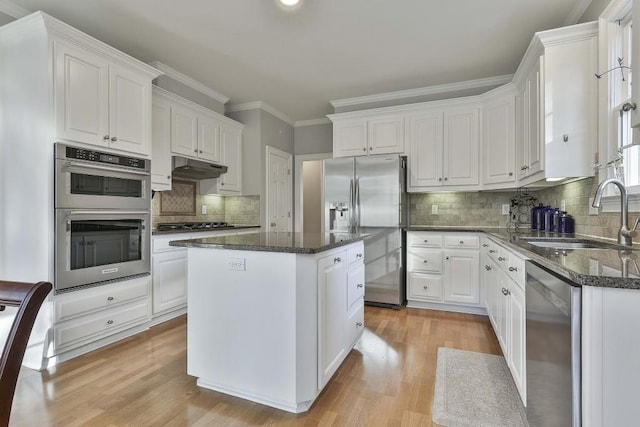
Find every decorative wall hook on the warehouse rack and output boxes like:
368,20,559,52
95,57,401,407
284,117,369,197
595,57,631,81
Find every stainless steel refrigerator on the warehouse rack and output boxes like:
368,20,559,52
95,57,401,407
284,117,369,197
324,155,407,308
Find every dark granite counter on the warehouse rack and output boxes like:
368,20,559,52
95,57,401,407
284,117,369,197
152,225,260,235
408,226,640,289
169,231,365,254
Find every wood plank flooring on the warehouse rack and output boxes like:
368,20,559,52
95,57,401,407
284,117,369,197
11,307,501,426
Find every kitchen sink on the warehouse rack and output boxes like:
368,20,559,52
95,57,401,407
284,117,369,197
516,237,635,250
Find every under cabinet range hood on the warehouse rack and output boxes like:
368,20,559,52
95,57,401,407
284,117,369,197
171,157,227,180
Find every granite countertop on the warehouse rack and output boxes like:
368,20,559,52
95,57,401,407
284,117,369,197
408,226,640,290
169,231,366,254
152,225,261,235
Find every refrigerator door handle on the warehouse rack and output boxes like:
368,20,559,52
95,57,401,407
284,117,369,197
355,178,360,233
349,178,355,233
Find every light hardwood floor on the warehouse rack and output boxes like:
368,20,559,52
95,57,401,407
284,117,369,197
11,307,501,426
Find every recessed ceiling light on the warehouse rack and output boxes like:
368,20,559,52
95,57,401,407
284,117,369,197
279,0,300,6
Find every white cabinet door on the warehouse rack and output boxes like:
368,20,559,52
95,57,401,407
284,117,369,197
495,269,510,358
318,252,347,388
171,103,198,157
443,108,479,186
483,96,515,184
408,271,443,301
55,41,110,147
526,57,543,177
443,249,480,304
109,63,151,155
218,124,242,193
333,119,367,158
152,250,188,314
368,116,404,155
197,114,221,163
407,112,443,187
151,96,172,191
509,281,526,402
515,85,528,180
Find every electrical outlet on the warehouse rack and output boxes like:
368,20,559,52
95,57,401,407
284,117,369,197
501,204,510,215
431,204,438,215
589,197,599,215
560,200,566,211
201,205,207,215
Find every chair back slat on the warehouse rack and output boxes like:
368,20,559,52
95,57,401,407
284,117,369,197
0,281,52,427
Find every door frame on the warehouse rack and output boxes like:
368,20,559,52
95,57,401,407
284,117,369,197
293,152,332,233
265,145,293,231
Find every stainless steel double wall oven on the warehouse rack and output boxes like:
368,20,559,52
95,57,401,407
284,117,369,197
54,143,151,292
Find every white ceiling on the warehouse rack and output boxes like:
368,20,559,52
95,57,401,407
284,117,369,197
4,0,589,123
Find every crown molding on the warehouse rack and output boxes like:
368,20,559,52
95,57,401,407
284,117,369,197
148,61,229,105
600,0,631,21
564,0,593,26
0,0,29,18
294,118,331,127
226,101,295,127
330,74,513,110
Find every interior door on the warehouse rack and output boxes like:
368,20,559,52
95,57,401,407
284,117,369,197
266,146,292,232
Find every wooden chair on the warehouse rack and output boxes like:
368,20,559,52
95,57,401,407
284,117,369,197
0,280,52,427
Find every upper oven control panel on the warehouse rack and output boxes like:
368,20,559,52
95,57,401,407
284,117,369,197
57,143,149,171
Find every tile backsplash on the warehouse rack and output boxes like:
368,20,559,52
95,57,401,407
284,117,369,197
152,187,260,227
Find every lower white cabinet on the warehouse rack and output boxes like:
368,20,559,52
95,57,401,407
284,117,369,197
407,232,481,312
482,236,527,404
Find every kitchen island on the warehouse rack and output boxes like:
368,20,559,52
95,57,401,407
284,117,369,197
170,232,366,413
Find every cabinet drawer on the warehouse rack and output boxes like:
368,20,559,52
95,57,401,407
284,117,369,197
408,233,443,248
55,300,150,351
55,277,149,322
407,249,443,273
444,235,479,249
347,263,365,309
408,272,443,301
153,233,192,252
346,242,365,265
505,254,526,289
347,301,365,348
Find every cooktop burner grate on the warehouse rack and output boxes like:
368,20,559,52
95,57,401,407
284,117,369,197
156,222,232,231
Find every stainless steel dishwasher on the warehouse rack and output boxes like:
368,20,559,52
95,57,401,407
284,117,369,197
525,261,581,427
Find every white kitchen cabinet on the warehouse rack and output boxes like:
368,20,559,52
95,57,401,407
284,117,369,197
170,101,199,157
330,115,404,158
632,0,640,129
514,22,597,185
55,40,154,156
198,114,221,163
151,92,172,191
406,232,482,313
318,250,348,388
407,105,480,191
483,88,516,186
152,249,188,315
217,124,243,193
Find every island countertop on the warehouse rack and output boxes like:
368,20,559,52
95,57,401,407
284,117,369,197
169,231,366,254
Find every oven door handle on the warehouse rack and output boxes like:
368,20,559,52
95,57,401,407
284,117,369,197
63,160,150,176
65,210,150,218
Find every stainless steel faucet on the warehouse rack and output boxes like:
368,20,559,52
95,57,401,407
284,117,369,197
592,178,640,246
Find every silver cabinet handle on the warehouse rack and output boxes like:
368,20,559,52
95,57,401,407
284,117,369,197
356,253,363,258
357,283,363,288
107,296,114,301
356,322,363,327
423,260,428,263
482,244,488,247
334,257,341,263
485,265,492,271
489,250,496,254
111,136,117,142
498,256,506,261
509,266,518,272
501,288,511,296
508,172,513,176
423,240,429,243
459,240,464,244
107,320,114,325
103,135,110,140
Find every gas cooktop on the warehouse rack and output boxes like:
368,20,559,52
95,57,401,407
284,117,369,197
156,222,234,231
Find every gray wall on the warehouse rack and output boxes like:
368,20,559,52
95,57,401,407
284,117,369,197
0,12,15,26
261,110,294,154
303,160,323,232
154,75,226,114
294,123,333,155
579,0,612,23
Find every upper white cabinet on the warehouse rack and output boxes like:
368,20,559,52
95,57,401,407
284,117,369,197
632,0,640,128
408,105,480,191
54,38,157,156
482,86,516,186
514,22,598,185
330,115,404,158
151,86,244,193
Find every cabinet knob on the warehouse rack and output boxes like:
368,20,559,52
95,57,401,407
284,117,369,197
356,253,363,258
423,260,428,263
508,172,513,176
445,256,450,260
369,147,372,151
194,149,198,153
423,285,428,290
485,265,491,271
334,257,342,263
356,322,363,327
498,256,506,261
501,288,511,296
111,137,117,142
509,266,518,272
220,182,224,186
482,244,488,247
520,166,526,171
107,296,114,301
103,135,110,140
362,148,366,151
459,240,464,244
489,250,496,253
199,150,203,153
107,320,114,325
167,176,171,179
270,222,276,226
444,177,448,181
423,239,428,243
357,283,363,288
438,178,442,181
